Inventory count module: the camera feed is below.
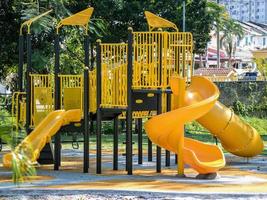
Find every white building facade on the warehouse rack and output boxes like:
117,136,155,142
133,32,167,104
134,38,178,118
219,0,267,24
206,21,267,68
238,22,267,50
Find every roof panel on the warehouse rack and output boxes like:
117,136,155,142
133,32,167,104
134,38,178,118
145,11,178,31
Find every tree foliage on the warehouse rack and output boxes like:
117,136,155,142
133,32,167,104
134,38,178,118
186,0,213,54
1,0,232,79
0,0,20,78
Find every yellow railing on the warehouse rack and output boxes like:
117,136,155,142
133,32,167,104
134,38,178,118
19,98,26,128
30,74,54,127
100,43,128,108
59,75,83,111
11,92,26,130
89,69,97,113
23,31,194,121
168,32,193,79
132,31,193,89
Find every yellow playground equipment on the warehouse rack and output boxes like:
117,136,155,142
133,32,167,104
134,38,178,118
3,109,81,168
4,8,264,178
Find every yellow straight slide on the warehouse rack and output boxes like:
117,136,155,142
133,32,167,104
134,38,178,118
3,109,81,168
145,76,226,174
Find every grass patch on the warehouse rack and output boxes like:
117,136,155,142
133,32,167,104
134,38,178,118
241,116,267,135
0,109,13,144
0,109,36,184
185,116,267,136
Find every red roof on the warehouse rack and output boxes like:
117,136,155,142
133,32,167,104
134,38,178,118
194,68,235,76
208,47,227,58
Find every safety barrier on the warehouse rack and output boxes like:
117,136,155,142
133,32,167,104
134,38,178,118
168,32,193,79
30,74,54,126
89,69,97,113
59,75,83,111
132,31,193,89
100,43,128,109
23,31,194,123
11,92,26,130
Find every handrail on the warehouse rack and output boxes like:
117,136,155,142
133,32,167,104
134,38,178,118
11,92,26,130
20,9,52,35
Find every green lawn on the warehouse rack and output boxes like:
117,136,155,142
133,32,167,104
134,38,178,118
241,116,267,135
0,109,266,153
185,116,267,136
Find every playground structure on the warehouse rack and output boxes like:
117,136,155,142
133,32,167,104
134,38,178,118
2,8,264,177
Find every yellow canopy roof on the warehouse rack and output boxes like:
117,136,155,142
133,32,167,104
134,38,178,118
57,7,94,33
144,11,178,31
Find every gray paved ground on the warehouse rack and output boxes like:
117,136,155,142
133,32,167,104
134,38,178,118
1,190,267,200
0,147,267,199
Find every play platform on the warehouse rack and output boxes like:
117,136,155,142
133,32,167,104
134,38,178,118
1,7,265,184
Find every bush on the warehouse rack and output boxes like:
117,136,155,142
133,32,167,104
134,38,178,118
232,100,250,116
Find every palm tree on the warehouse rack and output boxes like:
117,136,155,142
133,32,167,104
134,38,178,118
220,19,244,68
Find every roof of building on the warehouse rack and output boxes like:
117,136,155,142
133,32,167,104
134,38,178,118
194,67,236,77
238,21,267,36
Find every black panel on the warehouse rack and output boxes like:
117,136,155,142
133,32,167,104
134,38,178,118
38,142,54,164
132,91,158,111
90,108,125,121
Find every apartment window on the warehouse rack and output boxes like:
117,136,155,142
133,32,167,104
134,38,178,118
264,38,266,46
245,37,248,45
256,15,260,19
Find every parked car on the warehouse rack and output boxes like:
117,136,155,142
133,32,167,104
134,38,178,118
241,72,258,81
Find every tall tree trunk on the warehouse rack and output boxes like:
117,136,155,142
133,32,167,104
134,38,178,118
192,53,196,75
228,56,231,68
199,55,203,68
205,47,209,68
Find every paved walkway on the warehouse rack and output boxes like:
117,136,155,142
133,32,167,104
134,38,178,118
0,147,267,199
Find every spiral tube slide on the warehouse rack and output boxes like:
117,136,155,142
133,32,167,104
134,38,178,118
172,76,264,158
145,76,226,174
197,102,264,157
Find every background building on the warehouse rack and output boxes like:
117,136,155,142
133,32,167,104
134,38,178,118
219,0,267,24
203,21,267,70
